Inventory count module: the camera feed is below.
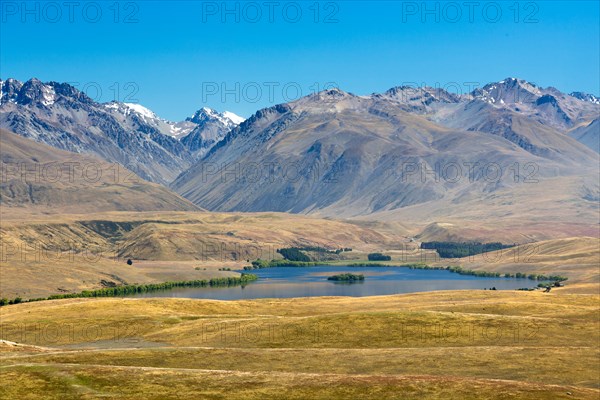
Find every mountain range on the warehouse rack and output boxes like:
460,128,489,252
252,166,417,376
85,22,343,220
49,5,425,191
172,80,598,222
0,78,244,184
1,77,598,234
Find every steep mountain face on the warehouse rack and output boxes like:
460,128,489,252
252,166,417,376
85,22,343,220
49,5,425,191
172,86,598,219
181,107,244,157
0,78,243,184
0,129,200,213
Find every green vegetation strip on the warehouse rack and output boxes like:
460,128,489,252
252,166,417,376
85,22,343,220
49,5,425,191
406,264,568,282
0,274,258,307
244,259,322,269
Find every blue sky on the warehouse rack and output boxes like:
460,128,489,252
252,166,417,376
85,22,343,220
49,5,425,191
2,1,599,120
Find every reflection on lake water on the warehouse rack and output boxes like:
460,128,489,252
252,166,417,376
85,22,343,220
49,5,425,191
127,266,532,300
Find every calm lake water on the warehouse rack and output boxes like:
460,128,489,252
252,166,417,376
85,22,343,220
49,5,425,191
127,266,531,300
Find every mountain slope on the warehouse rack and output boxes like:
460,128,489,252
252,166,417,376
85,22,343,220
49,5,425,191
0,128,199,213
568,118,600,153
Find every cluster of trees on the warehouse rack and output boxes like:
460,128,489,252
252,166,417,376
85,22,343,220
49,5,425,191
367,253,392,261
327,273,365,281
244,259,321,270
277,248,311,262
504,272,568,281
420,241,515,258
346,262,424,268
277,246,353,262
290,246,352,254
445,265,502,277
0,274,258,307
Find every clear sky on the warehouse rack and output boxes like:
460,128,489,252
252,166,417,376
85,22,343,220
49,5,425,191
1,1,599,120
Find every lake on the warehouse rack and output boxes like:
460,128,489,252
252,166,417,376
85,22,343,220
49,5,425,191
127,266,532,300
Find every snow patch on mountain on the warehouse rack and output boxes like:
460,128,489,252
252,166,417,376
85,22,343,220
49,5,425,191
41,85,56,106
123,103,158,119
222,111,245,124
105,101,158,120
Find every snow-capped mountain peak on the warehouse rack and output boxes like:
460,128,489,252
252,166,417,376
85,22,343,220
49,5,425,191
187,107,244,127
103,101,197,140
104,101,159,120
179,107,245,157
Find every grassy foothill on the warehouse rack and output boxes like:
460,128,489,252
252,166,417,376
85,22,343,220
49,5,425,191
0,290,598,399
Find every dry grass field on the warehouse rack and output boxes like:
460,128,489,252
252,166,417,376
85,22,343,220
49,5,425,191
0,291,598,399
